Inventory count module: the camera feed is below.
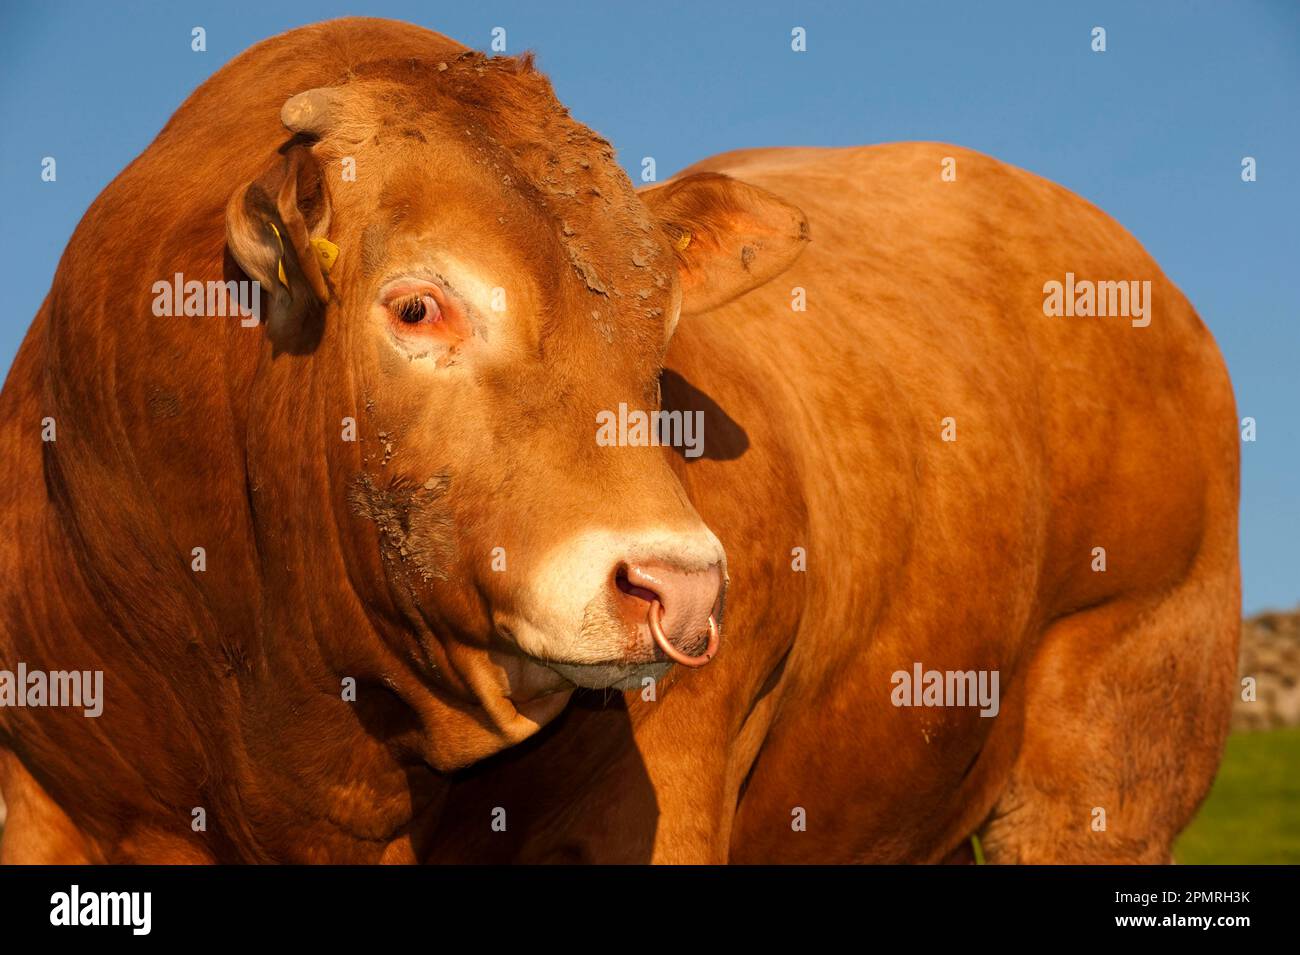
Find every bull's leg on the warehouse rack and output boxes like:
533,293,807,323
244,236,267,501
978,562,1239,864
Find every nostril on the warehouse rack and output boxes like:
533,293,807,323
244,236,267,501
615,564,659,604
614,559,724,667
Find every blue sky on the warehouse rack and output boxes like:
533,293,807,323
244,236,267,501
1,1,1296,612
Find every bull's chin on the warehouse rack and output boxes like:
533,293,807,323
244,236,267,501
545,659,672,691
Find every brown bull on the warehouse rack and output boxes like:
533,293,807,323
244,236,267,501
0,18,1238,863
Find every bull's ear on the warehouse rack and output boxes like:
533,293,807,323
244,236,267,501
641,172,809,316
226,143,335,347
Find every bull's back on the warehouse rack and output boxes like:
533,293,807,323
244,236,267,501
677,143,1237,623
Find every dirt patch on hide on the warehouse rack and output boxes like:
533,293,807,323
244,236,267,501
348,472,456,583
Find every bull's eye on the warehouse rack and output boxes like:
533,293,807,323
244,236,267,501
391,293,441,326
377,279,469,353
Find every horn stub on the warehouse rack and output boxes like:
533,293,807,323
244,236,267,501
281,88,343,136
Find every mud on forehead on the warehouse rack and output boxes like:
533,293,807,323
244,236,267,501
330,53,678,325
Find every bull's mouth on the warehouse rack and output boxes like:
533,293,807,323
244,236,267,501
491,625,673,695
544,658,674,691
493,589,724,693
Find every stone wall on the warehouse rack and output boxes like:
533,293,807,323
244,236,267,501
1233,608,1300,731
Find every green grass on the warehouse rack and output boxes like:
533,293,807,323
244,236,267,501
1175,727,1300,864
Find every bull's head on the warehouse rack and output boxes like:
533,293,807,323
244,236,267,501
224,53,807,769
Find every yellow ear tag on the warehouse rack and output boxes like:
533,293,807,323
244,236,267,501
310,237,339,274
267,224,339,285
267,221,289,288
674,231,693,252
